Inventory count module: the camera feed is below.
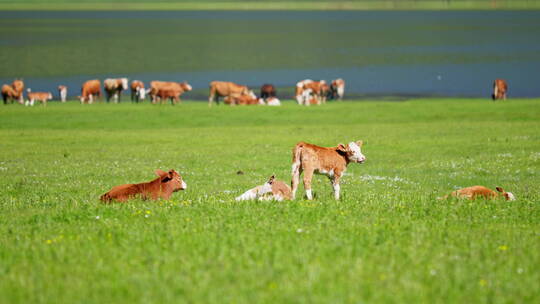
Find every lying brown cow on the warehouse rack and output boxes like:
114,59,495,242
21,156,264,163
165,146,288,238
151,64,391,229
100,169,187,203
492,79,508,101
236,175,292,201
149,81,192,104
130,80,146,102
439,186,515,201
25,89,52,106
2,79,25,104
104,78,128,103
58,85,67,102
291,141,366,200
224,91,263,105
208,81,249,106
80,79,101,104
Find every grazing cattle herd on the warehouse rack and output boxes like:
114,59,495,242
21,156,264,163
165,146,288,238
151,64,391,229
2,77,511,106
1,76,517,202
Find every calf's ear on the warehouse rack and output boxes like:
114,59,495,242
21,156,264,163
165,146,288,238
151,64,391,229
267,175,275,184
495,186,504,193
356,140,364,147
155,169,167,177
337,144,347,152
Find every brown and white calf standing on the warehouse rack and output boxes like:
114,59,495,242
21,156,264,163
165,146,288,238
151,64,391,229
100,169,187,203
291,141,366,200
25,89,52,106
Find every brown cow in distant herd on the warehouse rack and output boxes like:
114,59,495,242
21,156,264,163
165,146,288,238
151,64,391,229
130,80,146,102
104,78,128,103
295,79,326,105
2,79,25,104
329,78,345,101
25,89,52,106
492,79,508,101
208,81,250,106
1,76,518,106
80,79,101,104
150,81,192,104
260,84,276,101
100,169,187,203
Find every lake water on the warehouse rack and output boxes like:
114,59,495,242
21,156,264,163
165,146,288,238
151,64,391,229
1,10,539,99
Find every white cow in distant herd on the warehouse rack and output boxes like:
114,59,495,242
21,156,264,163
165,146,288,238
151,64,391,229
58,85,67,102
104,78,128,103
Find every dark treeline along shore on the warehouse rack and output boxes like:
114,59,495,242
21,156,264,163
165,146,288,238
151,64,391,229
1,10,540,99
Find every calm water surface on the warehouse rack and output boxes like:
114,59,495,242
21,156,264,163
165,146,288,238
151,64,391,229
1,10,539,99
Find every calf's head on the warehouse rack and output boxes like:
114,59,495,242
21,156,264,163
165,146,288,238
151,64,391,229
258,175,275,195
496,186,515,201
337,140,366,163
155,169,187,191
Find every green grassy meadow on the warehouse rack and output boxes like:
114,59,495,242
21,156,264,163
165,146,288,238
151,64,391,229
1,99,539,303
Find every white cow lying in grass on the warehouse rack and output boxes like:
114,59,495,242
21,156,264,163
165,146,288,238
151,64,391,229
235,175,292,201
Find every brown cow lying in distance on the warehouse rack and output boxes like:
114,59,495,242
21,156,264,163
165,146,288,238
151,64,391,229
100,169,187,203
224,91,263,105
438,186,515,201
291,141,366,200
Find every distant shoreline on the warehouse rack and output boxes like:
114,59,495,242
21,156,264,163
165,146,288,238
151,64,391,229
1,1,540,11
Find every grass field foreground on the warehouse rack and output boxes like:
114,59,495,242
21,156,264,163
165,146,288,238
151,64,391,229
0,99,539,303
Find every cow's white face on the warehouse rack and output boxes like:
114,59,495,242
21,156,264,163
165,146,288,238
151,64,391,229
137,87,146,99
184,83,192,91
48,93,53,100
506,192,515,201
348,142,366,163
248,90,257,99
121,78,128,90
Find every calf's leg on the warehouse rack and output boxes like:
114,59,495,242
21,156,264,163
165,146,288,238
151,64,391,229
331,174,342,200
303,168,314,200
291,163,302,199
